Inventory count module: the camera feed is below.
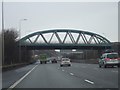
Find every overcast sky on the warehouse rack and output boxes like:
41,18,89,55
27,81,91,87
0,1,118,42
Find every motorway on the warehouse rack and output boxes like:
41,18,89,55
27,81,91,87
2,62,119,89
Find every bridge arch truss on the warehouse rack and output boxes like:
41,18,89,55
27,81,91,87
18,29,112,50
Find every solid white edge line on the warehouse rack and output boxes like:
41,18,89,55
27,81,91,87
85,79,94,84
8,65,38,89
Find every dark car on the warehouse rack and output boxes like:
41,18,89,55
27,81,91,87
52,59,57,63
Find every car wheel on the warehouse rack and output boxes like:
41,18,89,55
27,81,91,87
68,64,71,66
99,64,101,68
45,61,47,64
40,61,42,64
111,65,114,68
118,65,120,68
104,64,107,68
60,65,63,67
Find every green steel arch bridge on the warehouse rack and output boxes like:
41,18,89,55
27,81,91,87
18,29,112,50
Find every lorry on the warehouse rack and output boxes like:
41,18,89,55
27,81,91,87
39,54,47,64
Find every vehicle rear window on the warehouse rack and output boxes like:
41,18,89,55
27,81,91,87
107,54,118,59
62,58,70,61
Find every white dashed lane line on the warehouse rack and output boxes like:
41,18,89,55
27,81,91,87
70,73,74,76
81,66,86,68
111,70,118,73
93,68,99,70
85,79,94,85
62,70,65,71
59,67,94,85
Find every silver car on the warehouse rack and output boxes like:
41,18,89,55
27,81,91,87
60,58,71,67
99,53,120,68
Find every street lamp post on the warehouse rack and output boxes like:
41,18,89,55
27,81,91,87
102,33,107,50
19,19,27,63
2,0,4,65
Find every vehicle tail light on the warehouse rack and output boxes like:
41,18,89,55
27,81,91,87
105,58,110,61
117,58,120,60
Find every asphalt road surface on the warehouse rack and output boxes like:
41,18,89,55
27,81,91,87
3,62,119,89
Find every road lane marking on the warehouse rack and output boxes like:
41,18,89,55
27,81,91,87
8,65,38,89
85,79,94,85
70,73,74,76
112,70,118,73
94,68,98,70
81,66,86,68
62,70,64,71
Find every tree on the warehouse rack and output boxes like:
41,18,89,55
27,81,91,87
3,28,32,65
4,28,18,64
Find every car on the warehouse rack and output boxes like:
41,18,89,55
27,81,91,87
98,52,120,68
103,49,115,53
52,59,57,63
60,58,71,67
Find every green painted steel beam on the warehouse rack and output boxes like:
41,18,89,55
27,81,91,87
18,29,111,49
